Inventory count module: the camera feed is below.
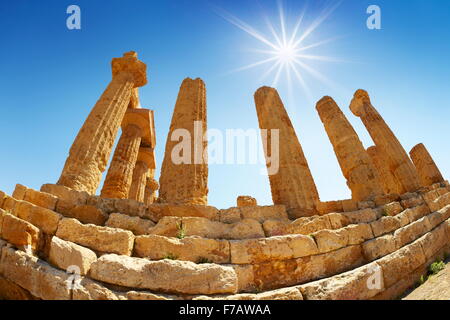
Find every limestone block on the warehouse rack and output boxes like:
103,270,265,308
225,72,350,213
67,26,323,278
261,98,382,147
427,211,445,229
134,235,230,263
230,234,319,264
55,218,134,255
428,193,450,212
239,205,288,222
342,199,358,212
23,188,58,211
113,198,147,217
400,195,424,209
299,262,384,300
148,216,264,240
343,208,377,224
417,222,448,260
0,275,38,300
12,184,27,200
41,183,89,205
377,240,426,288
345,223,374,245
14,201,62,235
84,196,116,214
72,277,122,300
0,247,71,299
403,204,430,223
237,196,257,207
145,203,219,222
64,204,109,225
393,217,432,249
219,207,241,224
105,213,154,235
327,213,350,229
0,191,5,209
1,213,40,250
49,236,97,275
370,216,402,237
316,201,343,215
358,201,376,210
232,264,255,292
251,245,364,291
395,210,411,227
288,216,332,235
1,195,19,212
362,234,397,261
313,228,349,253
0,209,5,235
89,254,238,295
382,202,404,216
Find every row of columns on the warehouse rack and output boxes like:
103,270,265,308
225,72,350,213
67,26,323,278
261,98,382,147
54,51,443,215
254,87,444,217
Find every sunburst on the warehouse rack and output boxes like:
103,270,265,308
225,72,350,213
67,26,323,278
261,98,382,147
215,0,344,100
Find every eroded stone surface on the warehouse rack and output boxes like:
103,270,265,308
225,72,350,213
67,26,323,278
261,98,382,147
56,218,134,255
89,254,238,294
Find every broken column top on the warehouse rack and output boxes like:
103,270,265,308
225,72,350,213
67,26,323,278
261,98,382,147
122,109,156,148
111,51,147,87
349,89,371,117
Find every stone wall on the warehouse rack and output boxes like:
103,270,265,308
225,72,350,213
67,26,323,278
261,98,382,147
0,181,449,300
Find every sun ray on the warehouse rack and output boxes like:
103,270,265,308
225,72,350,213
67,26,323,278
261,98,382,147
271,61,285,87
290,60,313,102
226,56,279,75
293,58,341,92
292,1,342,48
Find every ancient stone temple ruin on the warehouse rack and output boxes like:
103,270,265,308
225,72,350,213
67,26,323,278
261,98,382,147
0,52,449,300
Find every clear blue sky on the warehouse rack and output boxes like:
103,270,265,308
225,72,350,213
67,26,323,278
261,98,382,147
0,0,448,209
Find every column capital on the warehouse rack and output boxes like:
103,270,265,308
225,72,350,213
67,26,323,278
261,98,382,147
146,177,159,191
122,109,155,147
137,147,156,169
349,89,371,117
111,51,147,87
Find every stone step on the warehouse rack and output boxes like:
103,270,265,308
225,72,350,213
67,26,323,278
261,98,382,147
148,216,265,240
89,254,238,295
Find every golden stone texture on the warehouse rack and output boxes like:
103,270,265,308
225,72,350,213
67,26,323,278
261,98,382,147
158,78,208,205
316,96,384,201
409,143,444,186
57,51,147,194
350,89,422,193
254,86,319,218
367,146,402,195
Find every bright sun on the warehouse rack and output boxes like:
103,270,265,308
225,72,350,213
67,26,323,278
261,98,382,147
216,1,343,100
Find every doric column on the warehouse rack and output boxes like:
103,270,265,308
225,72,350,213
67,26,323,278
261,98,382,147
129,147,155,202
350,89,422,193
144,174,159,205
410,143,444,186
158,78,208,205
316,96,384,201
367,146,402,195
57,52,147,194
100,109,153,199
253,86,319,218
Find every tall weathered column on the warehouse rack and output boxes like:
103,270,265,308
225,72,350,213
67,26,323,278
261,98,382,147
367,146,401,195
254,87,319,218
100,109,153,199
410,143,444,186
129,147,155,202
144,173,159,205
350,89,422,193
57,51,147,194
158,78,208,205
316,96,384,201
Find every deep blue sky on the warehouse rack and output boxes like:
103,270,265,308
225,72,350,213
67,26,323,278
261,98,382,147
0,0,449,209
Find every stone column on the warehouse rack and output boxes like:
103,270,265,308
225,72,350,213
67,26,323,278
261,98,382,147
100,109,153,199
410,143,444,186
350,89,422,193
57,52,147,194
316,96,384,201
254,86,319,218
367,146,402,195
144,174,159,205
129,147,155,202
158,78,208,205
